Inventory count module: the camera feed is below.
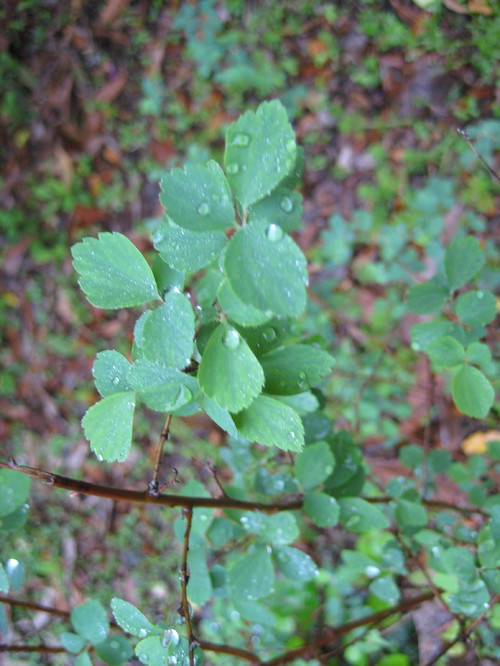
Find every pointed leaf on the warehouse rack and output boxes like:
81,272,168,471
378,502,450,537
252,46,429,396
339,498,390,533
217,280,271,327
110,598,160,638
198,324,264,412
82,392,136,462
152,219,227,273
93,351,133,397
248,187,303,232
427,336,465,368
233,395,304,451
224,100,296,208
159,160,235,232
295,441,335,489
369,575,400,604
452,365,494,418
260,344,334,395
444,237,485,291
127,361,194,412
455,290,497,326
228,544,274,600
72,232,159,308
71,600,109,645
406,281,449,314
224,223,307,317
200,395,238,437
0,469,31,517
273,546,319,581
304,491,339,527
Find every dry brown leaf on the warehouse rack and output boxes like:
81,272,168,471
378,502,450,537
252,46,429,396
467,0,493,14
462,430,500,455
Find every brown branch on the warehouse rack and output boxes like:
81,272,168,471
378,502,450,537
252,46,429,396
148,413,172,496
0,644,66,654
198,639,260,663
179,507,195,666
0,460,302,513
366,495,488,517
0,595,70,619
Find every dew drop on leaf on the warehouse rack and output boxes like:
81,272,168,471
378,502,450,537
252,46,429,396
286,139,296,153
226,163,239,175
477,291,483,299
232,132,251,147
138,628,147,638
197,202,210,216
280,196,293,213
262,327,276,342
112,377,120,385
266,223,284,242
223,328,241,350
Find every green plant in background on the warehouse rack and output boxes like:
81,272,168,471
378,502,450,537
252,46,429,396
1,101,499,665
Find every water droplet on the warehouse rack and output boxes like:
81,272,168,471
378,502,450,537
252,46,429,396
96,454,104,462
477,291,484,299
365,565,380,578
197,202,210,216
232,132,251,147
137,628,147,638
298,371,307,380
223,329,240,350
411,342,420,351
286,139,296,153
280,196,293,213
138,654,149,663
112,377,120,385
262,328,276,342
226,163,239,175
290,432,296,439
266,223,283,242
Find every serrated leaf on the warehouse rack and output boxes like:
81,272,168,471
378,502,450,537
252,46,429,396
232,395,304,451
152,219,227,273
82,392,135,462
304,491,339,527
295,441,335,489
224,223,307,317
224,100,296,208
369,575,400,604
187,547,212,605
198,324,264,412
217,280,271,327
135,636,166,666
452,365,494,418
248,187,303,232
140,292,194,369
93,351,133,397
260,344,334,395
411,320,453,352
395,499,428,527
455,290,497,326
444,237,485,291
0,563,9,593
159,160,235,232
72,232,159,308
261,512,299,545
427,336,465,367
200,395,238,437
273,546,318,581
228,544,274,600
127,361,194,412
339,498,390,533
233,597,276,625
152,254,185,295
0,469,31,517
406,281,449,314
111,598,160,638
71,600,109,645
95,635,133,665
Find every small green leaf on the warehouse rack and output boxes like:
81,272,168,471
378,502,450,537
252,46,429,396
339,498,390,533
406,281,449,314
5,558,25,589
261,512,299,545
159,160,235,232
198,324,264,413
224,100,296,208
72,232,159,308
135,636,166,666
228,544,274,600
455,290,497,326
93,351,133,397
152,254,185,295
444,237,485,291
71,600,109,646
127,361,194,412
75,654,93,666
465,342,492,366
217,280,271,327
248,187,303,232
452,365,494,418
110,598,160,638
61,632,86,653
187,547,213,606
324,431,362,489
259,344,334,395
201,395,238,437
273,546,318,581
295,441,335,489
95,635,133,665
304,491,339,527
427,336,465,367
140,292,194,369
411,320,453,352
0,469,31,518
152,219,227,273
369,575,400,604
0,504,29,531
0,562,9,593
395,499,428,528
233,597,276,625
82,392,136,462
225,223,307,317
233,395,304,451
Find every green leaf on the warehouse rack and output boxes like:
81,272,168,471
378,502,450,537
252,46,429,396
217,280,271,327
187,547,213,605
248,187,303,232
94,635,133,665
233,597,276,626
448,579,490,617
444,237,485,291
152,254,185,296
93,351,133,397
5,558,25,589
140,292,194,369
427,336,465,367
127,361,194,412
455,290,497,326
261,512,299,545
152,219,227,273
110,598,160,638
201,395,238,437
369,575,400,604
395,499,428,528
82,392,136,462
0,562,9,593
465,342,492,366
159,160,235,232
339,498,390,533
75,654,93,666
304,491,339,527
71,600,109,645
232,395,304,451
452,365,494,418
72,232,159,308
135,636,166,666
0,504,29,531
259,344,334,395
295,441,335,489
273,546,318,581
224,100,296,208
198,324,264,413
0,469,31,517
228,544,274,600
61,632,86,653
411,320,453,352
324,431,362,489
224,223,307,317
406,281,449,314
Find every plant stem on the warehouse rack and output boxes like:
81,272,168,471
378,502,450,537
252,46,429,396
179,507,195,666
149,413,172,496
0,644,66,654
0,594,70,618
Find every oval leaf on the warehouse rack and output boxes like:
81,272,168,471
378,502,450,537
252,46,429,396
427,336,465,368
444,237,485,291
273,546,318,581
82,392,136,462
71,600,109,646
93,350,133,397
455,290,497,326
452,365,494,418
304,491,340,528
248,187,303,233
228,544,274,600
0,469,31,518
260,344,334,395
152,219,227,273
339,498,390,533
295,441,335,489
110,598,160,638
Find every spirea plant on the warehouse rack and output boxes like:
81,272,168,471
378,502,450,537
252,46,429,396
1,101,499,666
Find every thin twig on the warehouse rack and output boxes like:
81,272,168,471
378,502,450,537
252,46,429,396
0,644,66,654
0,595,70,619
198,639,260,663
457,128,500,182
148,414,172,496
179,507,195,666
